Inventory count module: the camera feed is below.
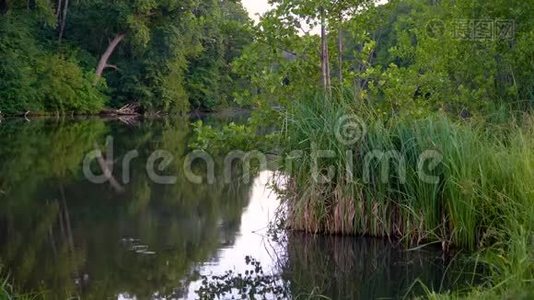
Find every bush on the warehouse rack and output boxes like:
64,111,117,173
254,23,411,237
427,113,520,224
0,14,105,115
37,55,105,114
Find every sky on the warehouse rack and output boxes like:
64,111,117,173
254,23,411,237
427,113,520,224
242,0,388,32
242,0,389,21
242,0,272,22
242,0,321,34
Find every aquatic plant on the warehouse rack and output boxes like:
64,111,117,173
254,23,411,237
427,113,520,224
280,93,533,249
196,256,290,299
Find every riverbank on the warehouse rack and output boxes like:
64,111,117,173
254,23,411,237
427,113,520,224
276,94,533,298
1,106,250,117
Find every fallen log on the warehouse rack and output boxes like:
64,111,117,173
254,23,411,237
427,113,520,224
100,103,142,116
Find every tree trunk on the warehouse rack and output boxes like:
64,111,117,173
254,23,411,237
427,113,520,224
321,17,328,91
320,10,331,95
94,33,126,84
58,0,69,43
93,143,125,193
325,37,331,94
55,0,62,19
338,17,343,85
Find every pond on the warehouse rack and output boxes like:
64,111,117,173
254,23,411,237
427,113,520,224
0,117,476,299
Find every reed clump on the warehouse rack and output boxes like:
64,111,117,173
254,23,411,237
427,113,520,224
279,94,534,253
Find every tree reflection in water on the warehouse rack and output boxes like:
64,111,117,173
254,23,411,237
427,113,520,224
0,118,254,299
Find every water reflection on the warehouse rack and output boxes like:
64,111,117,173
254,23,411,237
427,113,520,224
283,233,474,299
0,118,472,299
0,118,253,299
186,171,283,299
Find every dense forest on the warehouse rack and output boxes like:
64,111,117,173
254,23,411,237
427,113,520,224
235,0,534,118
0,0,253,115
2,0,533,117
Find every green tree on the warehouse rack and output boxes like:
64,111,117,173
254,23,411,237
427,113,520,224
1,0,253,115
186,0,253,111
267,0,375,92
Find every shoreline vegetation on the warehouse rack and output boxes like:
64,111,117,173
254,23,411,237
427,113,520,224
279,95,532,248
0,107,250,120
278,93,534,299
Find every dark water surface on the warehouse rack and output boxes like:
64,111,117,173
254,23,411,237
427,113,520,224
0,118,474,299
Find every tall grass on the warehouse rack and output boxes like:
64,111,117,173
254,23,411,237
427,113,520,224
277,92,534,296
1,273,25,300
279,93,534,254
0,267,41,300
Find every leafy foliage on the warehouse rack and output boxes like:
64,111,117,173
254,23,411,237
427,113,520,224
190,120,260,153
0,13,105,114
238,0,534,118
0,0,252,114
186,0,254,111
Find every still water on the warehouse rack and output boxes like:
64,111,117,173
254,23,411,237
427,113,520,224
0,118,473,299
